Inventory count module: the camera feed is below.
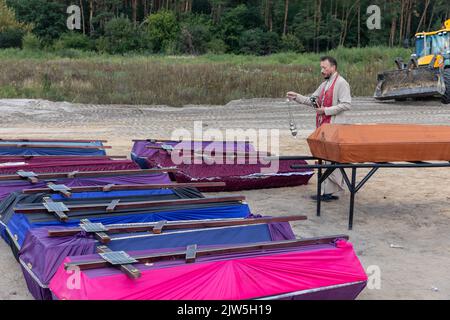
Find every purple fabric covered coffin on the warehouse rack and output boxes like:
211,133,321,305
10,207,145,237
0,159,138,175
131,140,314,191
19,218,294,300
0,172,171,201
0,156,114,163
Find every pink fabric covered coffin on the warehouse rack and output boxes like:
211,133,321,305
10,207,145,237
131,140,314,192
49,238,367,300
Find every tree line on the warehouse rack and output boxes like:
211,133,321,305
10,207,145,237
1,0,449,54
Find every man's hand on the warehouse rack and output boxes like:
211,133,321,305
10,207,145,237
316,107,325,115
286,91,299,101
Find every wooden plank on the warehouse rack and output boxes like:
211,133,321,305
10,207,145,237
16,170,39,183
0,155,125,160
16,196,246,214
106,199,120,212
47,183,72,198
48,215,307,237
27,176,39,184
23,182,226,194
146,145,268,157
0,168,178,182
291,162,450,169
94,232,111,244
96,246,141,279
152,220,167,234
102,184,115,192
65,235,350,273
0,143,111,149
52,210,68,222
0,139,108,143
58,168,179,177
80,219,111,244
59,189,71,198
66,171,79,179
43,197,69,222
197,154,269,160
133,139,250,143
185,244,197,263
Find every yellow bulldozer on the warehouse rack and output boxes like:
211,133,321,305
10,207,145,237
374,19,450,104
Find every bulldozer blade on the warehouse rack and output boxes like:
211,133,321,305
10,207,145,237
374,67,446,100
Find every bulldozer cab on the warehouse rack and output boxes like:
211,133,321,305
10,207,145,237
415,19,450,67
415,29,450,67
416,32,449,56
374,19,450,101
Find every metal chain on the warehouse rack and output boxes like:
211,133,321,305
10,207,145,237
286,99,298,138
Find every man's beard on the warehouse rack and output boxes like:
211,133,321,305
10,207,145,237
322,72,330,79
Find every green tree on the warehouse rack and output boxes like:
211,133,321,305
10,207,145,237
54,32,92,51
177,14,212,55
144,10,179,53
291,6,316,52
6,0,66,44
239,28,264,55
0,0,31,48
214,4,249,53
178,24,212,55
280,33,304,53
103,16,141,54
22,32,41,49
2,0,449,54
0,0,31,32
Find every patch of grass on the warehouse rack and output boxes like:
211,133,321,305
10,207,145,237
0,46,412,106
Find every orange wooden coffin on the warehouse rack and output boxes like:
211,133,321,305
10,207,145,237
307,124,450,163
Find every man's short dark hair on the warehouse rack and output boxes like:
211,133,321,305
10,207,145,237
320,56,338,69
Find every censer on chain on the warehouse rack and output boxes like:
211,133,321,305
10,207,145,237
286,99,298,138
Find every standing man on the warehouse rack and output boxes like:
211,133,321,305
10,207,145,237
287,56,351,202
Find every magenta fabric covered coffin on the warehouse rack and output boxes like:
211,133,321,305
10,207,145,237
19,216,295,300
131,140,313,191
49,237,367,300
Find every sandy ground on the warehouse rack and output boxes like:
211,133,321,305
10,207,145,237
0,97,449,300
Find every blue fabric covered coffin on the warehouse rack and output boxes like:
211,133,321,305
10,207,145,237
0,140,108,156
0,188,250,257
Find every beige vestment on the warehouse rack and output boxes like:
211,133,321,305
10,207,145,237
294,72,351,195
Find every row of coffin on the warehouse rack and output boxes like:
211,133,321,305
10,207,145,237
0,139,367,300
0,139,315,192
